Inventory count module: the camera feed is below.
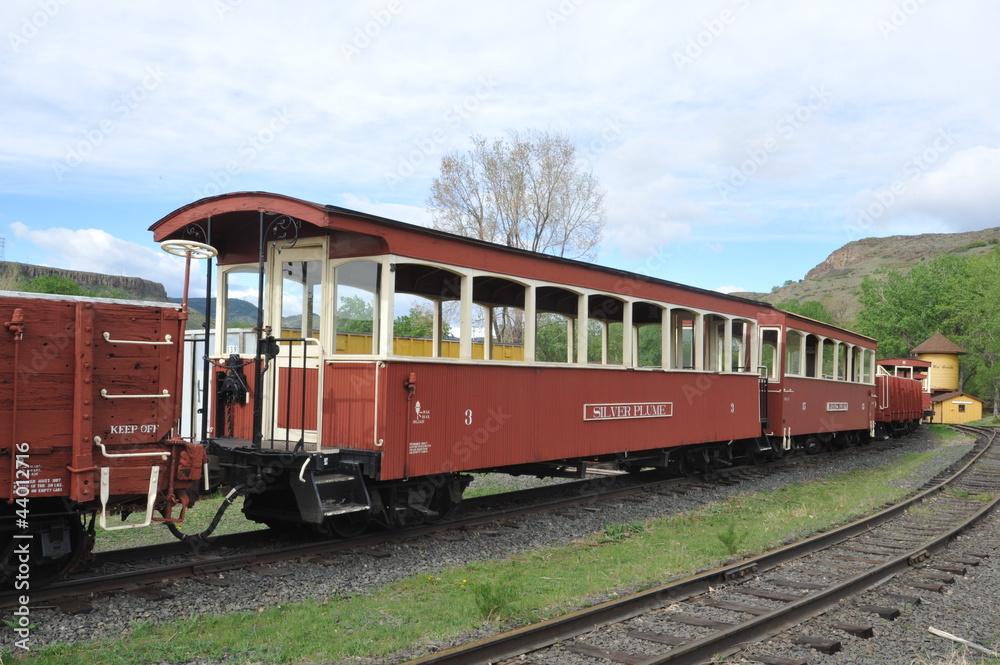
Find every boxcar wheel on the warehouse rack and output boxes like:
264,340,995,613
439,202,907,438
1,499,88,589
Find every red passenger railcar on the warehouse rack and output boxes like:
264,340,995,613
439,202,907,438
151,192,900,535
1,292,206,586
756,309,878,453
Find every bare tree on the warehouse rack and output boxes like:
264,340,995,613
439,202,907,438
427,130,606,261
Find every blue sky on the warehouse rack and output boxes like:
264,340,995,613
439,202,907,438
2,1,999,298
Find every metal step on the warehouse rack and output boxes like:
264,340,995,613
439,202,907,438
315,474,353,485
321,500,369,516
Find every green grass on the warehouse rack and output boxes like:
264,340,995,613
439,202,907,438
2,443,959,665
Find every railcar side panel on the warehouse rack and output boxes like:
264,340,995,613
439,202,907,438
769,377,874,438
322,363,764,480
0,295,204,506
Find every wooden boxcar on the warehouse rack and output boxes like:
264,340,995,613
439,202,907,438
1,291,206,585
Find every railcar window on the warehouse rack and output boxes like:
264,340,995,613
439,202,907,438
280,258,324,356
786,330,803,376
821,339,835,379
804,334,819,377
588,294,624,365
704,315,727,372
670,309,699,370
837,343,849,381
633,302,663,368
392,263,461,358
851,347,864,382
333,261,379,354
731,320,751,372
221,267,263,346
759,328,779,379
536,286,579,363
472,275,525,361
862,349,874,383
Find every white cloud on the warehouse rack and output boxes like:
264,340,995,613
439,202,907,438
3,0,1000,294
9,221,193,297
715,285,748,294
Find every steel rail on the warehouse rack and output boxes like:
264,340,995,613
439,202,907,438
0,437,913,609
400,426,997,665
0,463,765,608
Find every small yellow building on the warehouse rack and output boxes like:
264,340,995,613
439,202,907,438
911,332,965,393
930,391,983,424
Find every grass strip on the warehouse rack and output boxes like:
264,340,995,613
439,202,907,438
3,443,962,664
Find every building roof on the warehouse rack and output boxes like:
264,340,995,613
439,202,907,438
878,358,932,368
930,391,983,404
911,332,966,355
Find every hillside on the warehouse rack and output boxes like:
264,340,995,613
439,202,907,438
0,261,167,300
734,227,1000,326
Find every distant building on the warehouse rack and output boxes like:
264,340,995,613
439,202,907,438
930,391,983,424
908,332,980,424
910,332,965,393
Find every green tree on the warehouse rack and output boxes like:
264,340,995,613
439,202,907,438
336,295,375,333
776,299,832,324
22,274,94,296
856,249,1000,415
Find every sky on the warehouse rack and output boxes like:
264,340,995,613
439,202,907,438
2,1,999,299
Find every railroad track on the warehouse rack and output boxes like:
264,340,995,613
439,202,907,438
400,426,999,665
0,438,911,611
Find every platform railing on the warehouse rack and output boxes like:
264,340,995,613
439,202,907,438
262,336,322,452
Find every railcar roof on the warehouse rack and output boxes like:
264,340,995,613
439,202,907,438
152,191,769,302
0,289,180,309
151,191,872,342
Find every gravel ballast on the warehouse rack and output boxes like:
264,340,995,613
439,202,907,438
2,428,993,665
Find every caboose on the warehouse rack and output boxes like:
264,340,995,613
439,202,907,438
150,192,901,537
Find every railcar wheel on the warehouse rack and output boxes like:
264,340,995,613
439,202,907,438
803,436,824,455
0,499,89,590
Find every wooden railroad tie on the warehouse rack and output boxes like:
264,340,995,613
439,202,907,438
793,635,842,654
627,630,687,646
564,642,645,664
858,604,900,620
830,622,875,639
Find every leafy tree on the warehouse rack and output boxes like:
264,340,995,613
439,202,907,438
22,274,94,296
857,249,1000,414
428,130,607,349
535,313,570,362
393,302,451,339
856,254,970,359
336,295,375,333
776,299,833,324
428,129,606,260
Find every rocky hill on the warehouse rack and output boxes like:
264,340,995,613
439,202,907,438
0,261,167,300
734,227,1000,326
